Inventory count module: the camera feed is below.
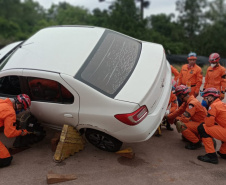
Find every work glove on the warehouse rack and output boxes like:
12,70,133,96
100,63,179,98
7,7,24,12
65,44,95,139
175,120,187,133
165,110,170,116
220,91,225,100
21,129,29,136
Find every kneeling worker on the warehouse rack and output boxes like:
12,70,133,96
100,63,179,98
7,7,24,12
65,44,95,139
165,85,207,149
0,94,31,168
197,88,226,164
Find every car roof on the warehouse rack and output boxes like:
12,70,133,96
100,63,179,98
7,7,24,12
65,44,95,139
2,26,105,76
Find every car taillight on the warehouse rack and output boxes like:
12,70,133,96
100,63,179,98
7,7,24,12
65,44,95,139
114,105,148,126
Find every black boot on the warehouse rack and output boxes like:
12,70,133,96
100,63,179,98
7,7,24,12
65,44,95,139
182,135,190,142
185,141,202,150
0,156,13,168
217,151,226,159
197,153,218,164
166,122,173,131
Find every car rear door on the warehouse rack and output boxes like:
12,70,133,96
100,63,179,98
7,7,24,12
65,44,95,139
22,70,79,128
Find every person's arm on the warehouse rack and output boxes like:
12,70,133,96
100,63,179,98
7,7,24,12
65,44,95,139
204,105,217,127
220,67,226,92
167,102,186,120
178,66,183,85
171,65,180,81
169,93,178,113
4,114,22,138
195,68,203,95
179,103,196,123
203,68,209,90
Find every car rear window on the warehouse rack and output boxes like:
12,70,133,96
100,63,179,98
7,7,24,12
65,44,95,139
75,30,141,98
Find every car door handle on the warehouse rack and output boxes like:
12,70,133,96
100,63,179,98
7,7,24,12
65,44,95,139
64,114,73,118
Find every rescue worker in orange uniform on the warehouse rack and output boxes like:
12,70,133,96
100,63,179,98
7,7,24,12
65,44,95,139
197,88,226,164
0,94,31,168
166,85,207,149
171,65,179,82
163,79,178,131
178,52,203,97
203,53,226,100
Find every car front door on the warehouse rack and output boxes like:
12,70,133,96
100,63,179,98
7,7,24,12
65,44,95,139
22,70,79,128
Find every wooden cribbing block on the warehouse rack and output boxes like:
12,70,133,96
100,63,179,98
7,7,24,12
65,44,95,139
53,125,85,162
47,173,77,184
116,147,135,159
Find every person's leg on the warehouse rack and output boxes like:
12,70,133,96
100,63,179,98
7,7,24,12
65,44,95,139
197,123,218,164
0,140,13,168
182,122,201,150
217,142,226,159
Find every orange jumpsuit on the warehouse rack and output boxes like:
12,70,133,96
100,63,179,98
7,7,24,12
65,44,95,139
167,96,207,143
168,91,177,114
178,64,203,97
202,99,226,154
0,98,23,159
171,65,179,81
204,64,226,93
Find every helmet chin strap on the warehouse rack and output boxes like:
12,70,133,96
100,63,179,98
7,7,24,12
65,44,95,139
206,96,215,105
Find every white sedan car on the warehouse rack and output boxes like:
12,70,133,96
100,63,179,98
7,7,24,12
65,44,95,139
0,26,171,152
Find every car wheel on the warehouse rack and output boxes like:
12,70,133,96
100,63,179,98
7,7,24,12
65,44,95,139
85,129,122,152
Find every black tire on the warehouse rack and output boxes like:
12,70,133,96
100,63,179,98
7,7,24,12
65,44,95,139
85,129,122,152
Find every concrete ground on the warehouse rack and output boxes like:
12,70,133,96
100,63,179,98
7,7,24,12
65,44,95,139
1,123,226,185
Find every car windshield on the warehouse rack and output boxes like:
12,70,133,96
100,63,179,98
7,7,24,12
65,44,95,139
76,30,141,98
0,43,22,71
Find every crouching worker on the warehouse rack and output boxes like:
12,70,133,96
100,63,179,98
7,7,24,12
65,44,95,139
165,85,207,149
0,94,31,168
163,79,178,131
197,88,226,164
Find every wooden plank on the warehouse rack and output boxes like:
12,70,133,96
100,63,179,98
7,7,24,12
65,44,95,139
47,173,77,184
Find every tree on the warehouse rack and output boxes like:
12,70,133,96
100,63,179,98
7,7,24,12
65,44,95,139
90,8,110,27
146,13,187,54
136,0,150,20
196,0,226,57
176,0,207,49
206,0,226,23
47,2,91,25
107,0,146,39
99,0,150,20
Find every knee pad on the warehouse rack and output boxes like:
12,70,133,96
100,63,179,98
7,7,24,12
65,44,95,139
197,123,211,138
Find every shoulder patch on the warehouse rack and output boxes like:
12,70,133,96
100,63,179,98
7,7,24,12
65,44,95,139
188,104,194,109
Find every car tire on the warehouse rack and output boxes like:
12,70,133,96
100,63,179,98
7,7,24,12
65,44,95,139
85,129,122,152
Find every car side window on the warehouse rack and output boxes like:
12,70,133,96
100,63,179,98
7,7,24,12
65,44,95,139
27,77,74,104
0,75,21,95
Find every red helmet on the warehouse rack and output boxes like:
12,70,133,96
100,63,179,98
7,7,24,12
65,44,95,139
174,85,189,96
209,53,220,63
187,52,197,60
15,94,31,110
201,88,220,98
